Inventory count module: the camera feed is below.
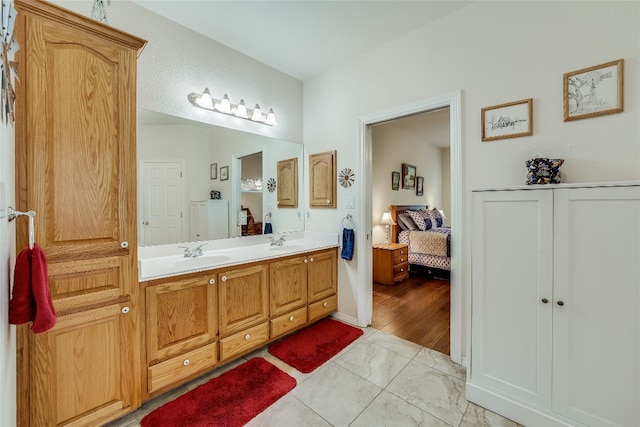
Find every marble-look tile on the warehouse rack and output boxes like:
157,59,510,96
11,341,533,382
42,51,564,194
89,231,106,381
103,385,189,427
334,341,411,387
387,360,468,426
292,362,382,426
351,390,452,427
365,329,423,358
413,347,467,380
246,394,331,427
460,403,519,427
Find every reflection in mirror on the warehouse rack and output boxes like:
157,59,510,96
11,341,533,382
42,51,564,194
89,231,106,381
137,109,304,247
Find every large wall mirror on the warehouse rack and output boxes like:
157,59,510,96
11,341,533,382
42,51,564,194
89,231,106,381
137,109,304,247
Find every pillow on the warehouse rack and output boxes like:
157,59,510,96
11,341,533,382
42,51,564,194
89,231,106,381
398,213,417,231
407,210,427,231
429,209,444,228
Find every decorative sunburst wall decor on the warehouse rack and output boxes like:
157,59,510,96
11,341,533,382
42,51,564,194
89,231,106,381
1,0,18,125
339,168,355,188
267,177,276,193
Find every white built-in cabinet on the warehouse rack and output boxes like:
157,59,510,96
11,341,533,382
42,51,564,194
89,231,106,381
468,183,640,427
189,200,229,241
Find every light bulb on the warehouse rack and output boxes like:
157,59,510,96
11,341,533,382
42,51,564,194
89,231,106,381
266,108,277,126
220,94,232,114
199,88,213,109
235,100,248,118
251,104,264,122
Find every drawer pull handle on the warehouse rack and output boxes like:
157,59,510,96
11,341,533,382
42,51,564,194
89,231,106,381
120,241,129,248
400,269,404,272
245,334,251,340
221,276,227,282
323,302,328,307
121,306,130,314
541,298,549,304
209,278,215,285
289,316,294,321
183,359,190,366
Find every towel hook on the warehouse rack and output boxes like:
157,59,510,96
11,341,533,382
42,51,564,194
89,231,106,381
7,207,36,250
342,213,355,230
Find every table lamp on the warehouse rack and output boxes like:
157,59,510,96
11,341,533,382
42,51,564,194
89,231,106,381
380,212,396,245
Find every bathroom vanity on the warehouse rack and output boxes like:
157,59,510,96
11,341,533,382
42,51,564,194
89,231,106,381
139,233,339,400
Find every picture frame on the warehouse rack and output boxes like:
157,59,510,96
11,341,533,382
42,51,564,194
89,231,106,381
481,98,533,142
416,176,424,196
402,163,416,189
220,166,229,181
210,163,217,180
391,171,400,191
563,59,623,121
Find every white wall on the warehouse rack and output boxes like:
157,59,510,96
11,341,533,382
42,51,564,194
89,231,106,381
303,1,639,348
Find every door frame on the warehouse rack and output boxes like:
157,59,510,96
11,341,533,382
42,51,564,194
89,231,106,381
356,91,463,365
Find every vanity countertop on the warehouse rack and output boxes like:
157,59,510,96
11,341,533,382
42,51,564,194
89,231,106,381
138,231,339,281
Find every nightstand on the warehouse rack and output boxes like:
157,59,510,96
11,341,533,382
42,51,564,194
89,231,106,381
373,243,409,285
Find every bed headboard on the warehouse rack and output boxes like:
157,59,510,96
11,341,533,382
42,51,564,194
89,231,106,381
389,204,428,243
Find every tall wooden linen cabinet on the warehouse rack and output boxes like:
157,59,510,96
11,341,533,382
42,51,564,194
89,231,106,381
14,1,146,425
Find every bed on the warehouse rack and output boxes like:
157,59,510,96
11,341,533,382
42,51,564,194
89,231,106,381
390,204,451,279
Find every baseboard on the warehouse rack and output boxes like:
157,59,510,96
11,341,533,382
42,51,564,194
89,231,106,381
330,312,360,327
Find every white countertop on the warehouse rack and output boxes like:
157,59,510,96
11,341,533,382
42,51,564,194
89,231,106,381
138,231,339,281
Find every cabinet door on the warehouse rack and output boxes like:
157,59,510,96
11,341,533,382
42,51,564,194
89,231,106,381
552,186,640,426
307,249,338,302
309,151,336,208
29,303,137,426
270,256,308,316
470,190,553,407
219,264,269,336
277,158,298,208
189,202,205,241
146,274,218,363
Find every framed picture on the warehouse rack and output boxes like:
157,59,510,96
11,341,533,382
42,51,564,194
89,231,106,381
220,166,229,181
402,163,416,189
210,163,217,180
391,171,400,191
416,176,424,196
563,59,623,121
481,98,533,142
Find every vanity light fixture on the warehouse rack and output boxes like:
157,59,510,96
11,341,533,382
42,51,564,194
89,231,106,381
188,88,277,126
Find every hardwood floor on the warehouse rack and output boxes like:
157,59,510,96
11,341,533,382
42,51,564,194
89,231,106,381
372,272,450,355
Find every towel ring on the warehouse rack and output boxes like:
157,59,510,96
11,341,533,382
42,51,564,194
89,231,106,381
264,212,272,222
6,207,36,250
342,214,355,230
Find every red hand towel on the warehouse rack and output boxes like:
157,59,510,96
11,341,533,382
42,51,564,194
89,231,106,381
9,244,56,333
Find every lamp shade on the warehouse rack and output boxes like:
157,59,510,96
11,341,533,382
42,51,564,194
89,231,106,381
380,212,396,225
439,209,447,219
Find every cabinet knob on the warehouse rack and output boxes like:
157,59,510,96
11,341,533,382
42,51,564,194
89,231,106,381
304,259,308,264
541,298,549,304
209,278,215,285
120,241,129,248
400,268,404,272
310,257,314,262
121,306,130,314
323,302,328,307
326,199,331,204
221,276,227,282
289,316,294,321
244,334,251,340
557,300,565,306
143,221,149,225
183,359,190,366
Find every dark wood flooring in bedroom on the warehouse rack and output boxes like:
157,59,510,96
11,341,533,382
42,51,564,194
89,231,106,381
372,272,450,355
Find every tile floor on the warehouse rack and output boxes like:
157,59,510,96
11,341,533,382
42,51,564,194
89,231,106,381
107,326,519,427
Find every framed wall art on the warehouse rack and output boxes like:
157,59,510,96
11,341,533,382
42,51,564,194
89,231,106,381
402,163,416,189
563,58,623,121
210,163,217,180
220,166,229,181
391,171,400,191
481,98,533,142
416,176,424,196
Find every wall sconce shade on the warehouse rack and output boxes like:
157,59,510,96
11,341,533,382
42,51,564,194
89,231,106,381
380,211,396,245
188,89,276,126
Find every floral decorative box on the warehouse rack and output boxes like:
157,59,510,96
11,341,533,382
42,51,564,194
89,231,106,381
526,158,564,185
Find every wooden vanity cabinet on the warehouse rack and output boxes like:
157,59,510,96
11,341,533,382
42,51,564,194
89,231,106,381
277,158,298,208
270,256,308,338
309,150,337,208
144,273,218,395
14,1,146,425
307,249,338,321
218,263,270,361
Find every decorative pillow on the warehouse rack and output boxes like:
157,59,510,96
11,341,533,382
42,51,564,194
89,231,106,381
398,213,417,231
429,209,444,228
407,210,427,231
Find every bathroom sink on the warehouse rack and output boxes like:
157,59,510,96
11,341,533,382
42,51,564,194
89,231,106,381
268,245,303,251
175,254,232,266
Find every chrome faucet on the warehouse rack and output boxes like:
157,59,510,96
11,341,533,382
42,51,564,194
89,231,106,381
178,243,207,257
269,235,286,246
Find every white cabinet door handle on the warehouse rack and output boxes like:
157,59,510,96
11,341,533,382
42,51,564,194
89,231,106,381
121,306,130,314
221,276,227,282
304,259,308,264
289,316,294,321
245,334,251,340
120,241,128,248
183,359,190,366
209,278,215,285
323,302,328,307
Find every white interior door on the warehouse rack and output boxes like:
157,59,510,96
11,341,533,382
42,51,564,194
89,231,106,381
141,161,184,246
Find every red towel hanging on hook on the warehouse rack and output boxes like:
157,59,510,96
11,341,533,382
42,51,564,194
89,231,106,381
8,244,56,333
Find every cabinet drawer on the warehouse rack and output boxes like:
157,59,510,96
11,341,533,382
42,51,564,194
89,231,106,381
308,294,337,322
270,307,307,339
148,342,218,394
219,322,269,361
393,263,409,278
392,248,408,264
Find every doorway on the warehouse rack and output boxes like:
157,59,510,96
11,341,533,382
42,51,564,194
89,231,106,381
357,91,462,365
239,152,263,236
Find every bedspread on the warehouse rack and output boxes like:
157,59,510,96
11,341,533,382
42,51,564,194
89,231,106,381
409,230,448,257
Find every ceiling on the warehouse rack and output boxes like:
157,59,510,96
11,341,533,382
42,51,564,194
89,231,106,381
130,1,472,81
